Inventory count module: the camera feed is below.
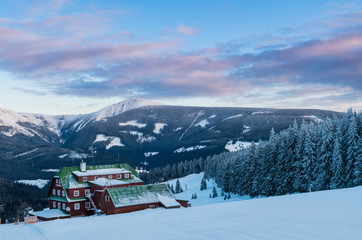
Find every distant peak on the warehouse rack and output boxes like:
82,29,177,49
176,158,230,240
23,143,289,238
93,97,165,121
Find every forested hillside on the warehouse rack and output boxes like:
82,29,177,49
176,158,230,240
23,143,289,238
141,109,361,197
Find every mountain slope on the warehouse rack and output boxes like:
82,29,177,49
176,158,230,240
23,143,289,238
66,106,339,167
1,186,361,240
0,98,340,180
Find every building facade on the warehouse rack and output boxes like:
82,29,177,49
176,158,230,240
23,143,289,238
46,161,188,218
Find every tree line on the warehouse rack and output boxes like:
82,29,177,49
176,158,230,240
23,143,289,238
140,109,361,197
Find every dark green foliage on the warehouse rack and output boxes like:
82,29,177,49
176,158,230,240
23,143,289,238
175,179,182,193
200,178,207,191
212,186,218,198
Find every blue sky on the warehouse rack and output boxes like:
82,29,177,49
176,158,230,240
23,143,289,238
0,0,361,114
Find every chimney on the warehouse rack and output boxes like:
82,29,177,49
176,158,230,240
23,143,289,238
80,160,86,172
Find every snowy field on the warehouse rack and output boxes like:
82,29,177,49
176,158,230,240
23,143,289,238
1,175,361,240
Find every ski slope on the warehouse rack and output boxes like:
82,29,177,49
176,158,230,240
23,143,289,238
0,184,361,239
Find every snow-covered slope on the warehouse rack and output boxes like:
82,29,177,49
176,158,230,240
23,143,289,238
1,185,361,240
22,97,164,135
92,97,164,122
166,173,248,206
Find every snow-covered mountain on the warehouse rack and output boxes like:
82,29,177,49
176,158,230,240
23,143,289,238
0,98,339,180
23,97,165,137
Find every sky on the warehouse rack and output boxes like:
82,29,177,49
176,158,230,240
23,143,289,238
0,0,361,115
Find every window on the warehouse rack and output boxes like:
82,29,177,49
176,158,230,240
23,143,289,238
108,175,113,180
74,203,80,210
56,179,59,184
52,189,56,195
62,203,66,210
85,202,90,209
62,191,65,197
116,174,121,179
124,173,129,178
58,202,61,209
74,190,79,197
149,205,155,209
85,189,90,195
57,189,60,196
94,176,98,180
83,177,87,182
53,201,56,208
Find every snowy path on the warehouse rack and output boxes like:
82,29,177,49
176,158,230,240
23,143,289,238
178,110,203,141
1,186,361,240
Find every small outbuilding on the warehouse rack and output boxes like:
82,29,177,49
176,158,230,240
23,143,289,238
100,184,188,215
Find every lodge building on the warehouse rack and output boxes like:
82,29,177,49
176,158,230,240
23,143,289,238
31,161,188,221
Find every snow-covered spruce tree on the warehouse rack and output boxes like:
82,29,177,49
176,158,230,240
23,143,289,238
353,137,362,186
175,179,182,193
170,184,175,194
212,186,218,198
200,178,207,191
330,123,345,189
345,113,359,187
313,118,334,191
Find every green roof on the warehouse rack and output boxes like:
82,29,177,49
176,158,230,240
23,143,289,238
108,184,175,208
55,163,139,202
48,195,87,203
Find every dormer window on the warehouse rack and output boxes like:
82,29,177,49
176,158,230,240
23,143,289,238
116,174,121,179
56,179,59,184
74,190,79,197
83,177,87,182
124,173,129,178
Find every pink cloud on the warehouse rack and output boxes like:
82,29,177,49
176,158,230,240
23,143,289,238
177,25,197,36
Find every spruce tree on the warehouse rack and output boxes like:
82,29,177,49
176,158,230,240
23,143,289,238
175,179,182,193
200,178,207,190
212,186,218,198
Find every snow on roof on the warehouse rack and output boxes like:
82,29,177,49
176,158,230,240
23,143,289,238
90,177,142,187
73,168,131,177
30,209,70,219
108,184,176,208
157,194,181,208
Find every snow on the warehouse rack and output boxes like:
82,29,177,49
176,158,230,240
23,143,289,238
195,119,209,128
157,194,180,208
93,134,125,149
178,110,203,141
225,140,252,152
30,209,70,219
0,108,36,137
153,123,167,134
174,127,182,131
144,152,159,157
119,120,147,128
90,178,141,187
58,154,68,159
93,97,164,122
69,151,88,159
208,114,216,118
93,134,109,142
105,137,124,150
174,145,206,153
14,148,39,158
16,179,49,189
302,115,323,122
251,111,272,115
1,183,361,240
123,131,156,143
73,168,130,177
41,169,60,172
223,113,243,121
242,125,250,134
